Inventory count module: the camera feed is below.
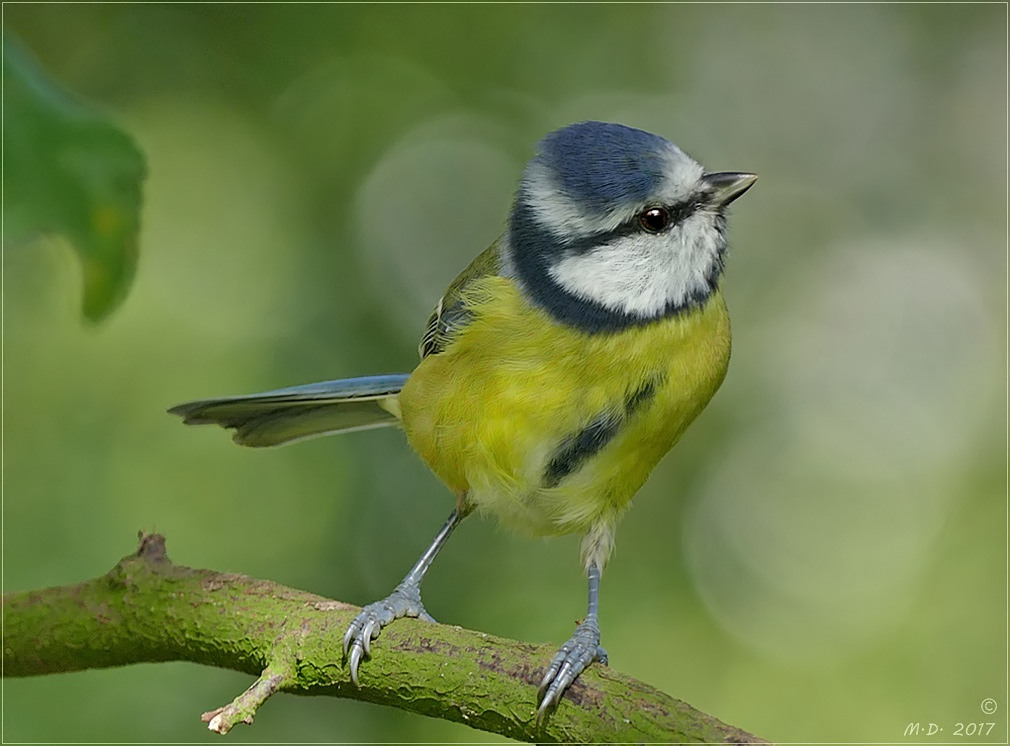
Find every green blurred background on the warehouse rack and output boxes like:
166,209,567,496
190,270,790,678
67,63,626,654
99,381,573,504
3,4,1006,743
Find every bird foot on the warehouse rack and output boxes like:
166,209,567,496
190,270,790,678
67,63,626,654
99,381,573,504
342,581,434,685
536,617,608,720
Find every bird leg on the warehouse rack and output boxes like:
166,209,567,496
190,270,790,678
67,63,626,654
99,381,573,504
536,559,608,719
342,508,464,685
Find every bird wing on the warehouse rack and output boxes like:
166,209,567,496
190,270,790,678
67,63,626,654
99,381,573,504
171,240,503,446
168,374,410,447
418,238,503,359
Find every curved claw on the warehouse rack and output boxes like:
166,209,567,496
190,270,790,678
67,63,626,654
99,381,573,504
348,640,365,686
361,617,379,656
536,619,605,722
342,621,359,658
342,582,431,686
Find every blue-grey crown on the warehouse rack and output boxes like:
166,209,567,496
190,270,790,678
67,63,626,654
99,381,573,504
535,121,673,213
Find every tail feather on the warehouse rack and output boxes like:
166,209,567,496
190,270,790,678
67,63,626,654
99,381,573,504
168,374,410,448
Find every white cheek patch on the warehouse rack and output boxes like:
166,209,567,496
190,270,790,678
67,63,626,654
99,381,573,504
547,214,724,318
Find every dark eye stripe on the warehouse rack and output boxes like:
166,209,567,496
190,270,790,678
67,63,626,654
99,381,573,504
656,197,703,228
628,196,703,236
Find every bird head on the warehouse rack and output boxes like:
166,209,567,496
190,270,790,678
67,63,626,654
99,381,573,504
505,121,756,333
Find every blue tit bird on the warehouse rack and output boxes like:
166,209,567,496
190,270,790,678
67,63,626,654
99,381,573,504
169,121,756,717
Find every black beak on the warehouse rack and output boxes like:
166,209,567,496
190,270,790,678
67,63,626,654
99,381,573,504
703,172,758,207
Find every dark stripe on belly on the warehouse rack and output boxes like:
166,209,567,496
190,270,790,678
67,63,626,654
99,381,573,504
542,376,662,488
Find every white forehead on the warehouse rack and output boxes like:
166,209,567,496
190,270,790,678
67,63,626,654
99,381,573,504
522,143,704,240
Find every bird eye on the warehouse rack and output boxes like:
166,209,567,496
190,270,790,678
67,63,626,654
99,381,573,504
638,207,669,233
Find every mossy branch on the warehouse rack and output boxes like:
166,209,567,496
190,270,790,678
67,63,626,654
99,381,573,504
2,534,765,743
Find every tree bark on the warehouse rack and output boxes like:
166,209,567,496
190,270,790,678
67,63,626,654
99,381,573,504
2,533,765,743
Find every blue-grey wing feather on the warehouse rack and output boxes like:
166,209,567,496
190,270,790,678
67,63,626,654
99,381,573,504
169,374,410,448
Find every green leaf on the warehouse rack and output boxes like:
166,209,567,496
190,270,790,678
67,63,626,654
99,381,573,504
2,35,146,322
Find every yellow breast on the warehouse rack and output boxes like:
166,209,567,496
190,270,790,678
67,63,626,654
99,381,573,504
399,276,730,538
